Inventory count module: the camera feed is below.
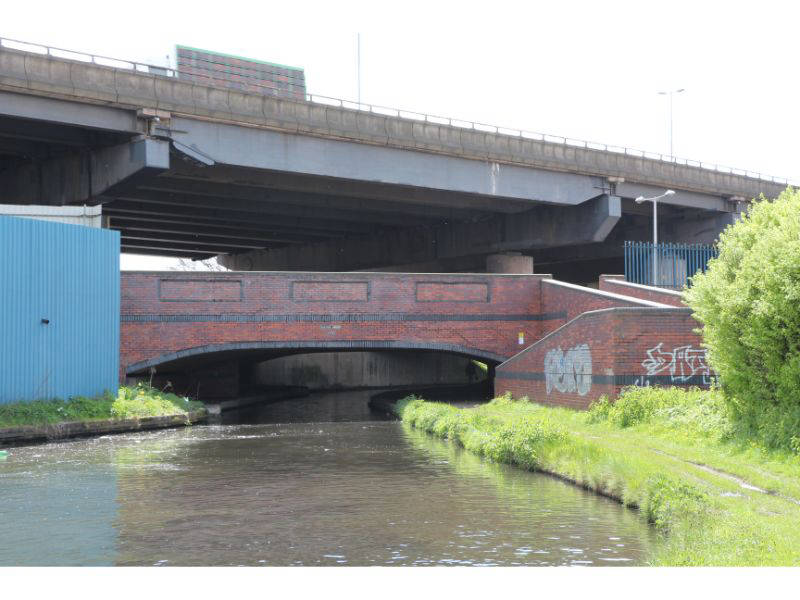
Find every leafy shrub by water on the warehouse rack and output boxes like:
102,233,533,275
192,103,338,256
685,187,800,450
587,386,729,433
642,474,709,533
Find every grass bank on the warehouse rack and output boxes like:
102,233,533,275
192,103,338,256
394,388,800,566
0,384,205,429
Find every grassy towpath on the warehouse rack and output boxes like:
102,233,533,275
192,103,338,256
394,388,800,566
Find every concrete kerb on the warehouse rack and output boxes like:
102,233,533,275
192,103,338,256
355,111,390,145
153,77,196,114
0,50,27,89
113,69,159,111
0,410,207,446
70,60,117,104
295,102,331,136
24,53,75,98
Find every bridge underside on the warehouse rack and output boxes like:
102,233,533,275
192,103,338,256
125,340,505,376
126,343,496,401
0,70,750,281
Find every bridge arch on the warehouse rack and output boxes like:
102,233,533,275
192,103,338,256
125,340,506,376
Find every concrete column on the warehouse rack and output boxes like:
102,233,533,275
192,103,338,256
485,252,533,274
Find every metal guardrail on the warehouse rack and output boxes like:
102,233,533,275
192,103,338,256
625,241,718,290
1,35,795,187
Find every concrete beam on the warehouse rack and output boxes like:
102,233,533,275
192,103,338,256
167,161,534,214
664,211,740,244
136,174,486,221
219,195,621,271
0,47,787,201
0,138,169,205
0,90,139,134
616,181,732,211
170,116,607,209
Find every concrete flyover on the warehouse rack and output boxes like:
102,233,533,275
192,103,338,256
0,42,790,280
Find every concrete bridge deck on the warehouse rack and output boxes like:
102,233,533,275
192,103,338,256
0,42,789,278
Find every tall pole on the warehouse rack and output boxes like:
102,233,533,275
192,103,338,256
636,190,674,287
669,92,673,157
659,88,684,158
653,198,658,285
357,33,361,105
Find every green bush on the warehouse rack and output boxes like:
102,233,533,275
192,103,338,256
0,384,203,428
642,474,709,533
685,187,800,449
587,386,728,432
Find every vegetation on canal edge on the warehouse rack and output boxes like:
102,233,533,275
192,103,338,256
685,187,800,452
394,388,800,566
0,384,205,429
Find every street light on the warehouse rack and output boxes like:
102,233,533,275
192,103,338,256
636,190,676,285
658,88,685,158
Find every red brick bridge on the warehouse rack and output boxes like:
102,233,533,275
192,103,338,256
121,271,708,408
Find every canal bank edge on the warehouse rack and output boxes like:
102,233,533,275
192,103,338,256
0,410,208,445
392,392,800,566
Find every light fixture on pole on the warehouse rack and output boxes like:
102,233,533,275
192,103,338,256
658,88,685,158
635,190,676,285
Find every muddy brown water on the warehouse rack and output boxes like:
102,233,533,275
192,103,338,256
0,391,658,566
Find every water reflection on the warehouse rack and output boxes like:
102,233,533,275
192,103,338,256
0,391,657,566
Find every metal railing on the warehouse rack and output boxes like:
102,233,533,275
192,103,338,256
1,35,796,187
625,241,718,290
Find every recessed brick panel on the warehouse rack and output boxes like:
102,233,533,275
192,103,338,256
121,271,707,408
159,279,242,302
291,281,369,302
120,273,553,380
416,282,489,302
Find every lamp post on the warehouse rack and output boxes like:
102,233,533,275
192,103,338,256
635,190,676,285
658,88,685,158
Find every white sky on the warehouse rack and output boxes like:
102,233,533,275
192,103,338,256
4,0,798,270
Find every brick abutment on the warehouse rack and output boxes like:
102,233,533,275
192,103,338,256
121,271,708,407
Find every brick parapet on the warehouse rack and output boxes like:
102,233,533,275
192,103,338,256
120,271,551,376
495,306,708,409
598,275,686,307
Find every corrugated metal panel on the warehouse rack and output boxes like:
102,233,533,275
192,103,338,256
0,215,119,403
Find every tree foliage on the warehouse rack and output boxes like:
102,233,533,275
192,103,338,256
685,188,800,448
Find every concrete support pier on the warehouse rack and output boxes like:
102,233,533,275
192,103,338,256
486,252,534,274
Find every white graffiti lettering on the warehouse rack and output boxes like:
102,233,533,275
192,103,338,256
636,343,712,386
544,344,592,396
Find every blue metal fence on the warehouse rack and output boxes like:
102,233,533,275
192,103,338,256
0,216,120,404
624,241,718,289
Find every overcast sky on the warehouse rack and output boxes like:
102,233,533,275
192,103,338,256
4,0,797,270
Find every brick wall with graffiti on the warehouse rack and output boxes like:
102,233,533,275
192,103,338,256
494,306,710,409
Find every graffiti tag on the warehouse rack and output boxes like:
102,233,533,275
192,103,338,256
635,343,712,386
544,344,592,396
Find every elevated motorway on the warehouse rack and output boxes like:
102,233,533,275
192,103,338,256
0,41,789,278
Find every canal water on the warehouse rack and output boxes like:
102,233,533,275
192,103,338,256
0,391,658,566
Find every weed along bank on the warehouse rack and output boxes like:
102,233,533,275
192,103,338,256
393,390,800,566
0,215,206,441
1,29,798,574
